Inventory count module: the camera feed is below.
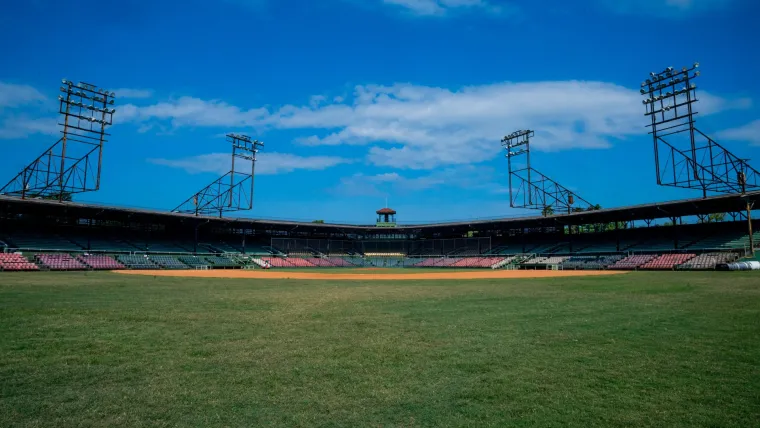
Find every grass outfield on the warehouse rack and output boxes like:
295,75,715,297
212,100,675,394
1,272,759,427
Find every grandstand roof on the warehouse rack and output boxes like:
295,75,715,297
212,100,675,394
376,208,396,215
1,191,758,234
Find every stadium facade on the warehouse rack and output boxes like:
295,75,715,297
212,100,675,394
1,191,758,271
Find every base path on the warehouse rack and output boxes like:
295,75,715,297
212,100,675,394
114,269,627,281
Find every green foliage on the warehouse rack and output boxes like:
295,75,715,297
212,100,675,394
312,219,325,223
1,272,759,427
32,192,73,202
697,213,727,224
568,205,623,234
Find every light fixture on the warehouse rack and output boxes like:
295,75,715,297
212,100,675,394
694,62,699,68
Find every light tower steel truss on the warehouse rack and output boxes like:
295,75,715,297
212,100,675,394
502,130,594,214
641,63,760,197
0,80,116,201
173,133,264,217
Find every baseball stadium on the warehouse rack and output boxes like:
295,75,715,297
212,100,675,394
3,2,760,426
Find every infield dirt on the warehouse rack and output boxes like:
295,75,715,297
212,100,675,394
114,269,627,281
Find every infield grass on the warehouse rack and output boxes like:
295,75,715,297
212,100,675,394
1,271,759,427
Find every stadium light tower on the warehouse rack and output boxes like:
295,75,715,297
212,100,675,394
501,130,593,215
0,80,116,201
173,133,264,217
641,62,760,196
641,62,760,254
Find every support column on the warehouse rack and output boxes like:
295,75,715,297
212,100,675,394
672,216,678,250
747,202,755,256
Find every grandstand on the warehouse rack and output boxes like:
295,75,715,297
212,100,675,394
0,191,758,272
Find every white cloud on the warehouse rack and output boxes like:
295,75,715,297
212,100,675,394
599,0,736,15
116,96,269,129
334,165,510,196
268,81,748,169
0,82,46,109
148,152,353,176
716,120,760,146
110,79,751,170
309,95,327,108
112,88,154,99
0,116,58,139
381,0,505,16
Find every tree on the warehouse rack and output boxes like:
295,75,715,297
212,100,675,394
604,221,628,232
707,213,726,223
36,192,72,202
541,206,554,217
312,220,324,224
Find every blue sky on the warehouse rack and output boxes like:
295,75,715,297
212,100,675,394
1,0,759,223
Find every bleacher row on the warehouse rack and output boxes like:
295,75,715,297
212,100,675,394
1,224,757,272
519,253,741,270
0,253,242,272
259,256,358,268
485,229,760,256
3,225,758,257
0,233,278,256
0,251,747,271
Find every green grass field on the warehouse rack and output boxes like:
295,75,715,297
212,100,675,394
275,267,480,274
1,271,759,427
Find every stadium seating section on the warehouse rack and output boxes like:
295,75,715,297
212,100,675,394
1,220,758,272
640,253,696,270
450,257,504,268
78,254,125,270
329,258,358,267
117,255,159,270
608,255,657,270
0,253,39,271
678,252,738,270
523,256,569,266
204,256,239,268
150,255,189,270
35,254,88,270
